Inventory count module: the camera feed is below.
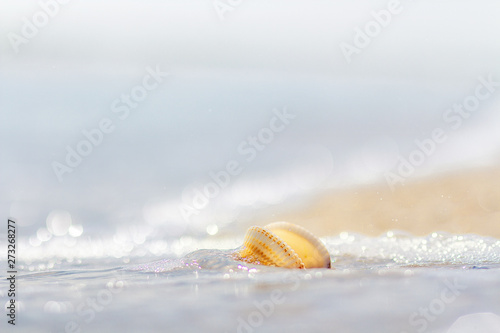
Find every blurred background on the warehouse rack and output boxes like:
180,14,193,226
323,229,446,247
1,0,500,246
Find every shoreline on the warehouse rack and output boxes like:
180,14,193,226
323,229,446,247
260,166,500,238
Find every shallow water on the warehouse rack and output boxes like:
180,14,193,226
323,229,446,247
2,232,500,333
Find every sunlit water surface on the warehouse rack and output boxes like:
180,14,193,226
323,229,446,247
2,232,500,333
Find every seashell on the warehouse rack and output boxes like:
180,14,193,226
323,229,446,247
235,222,331,269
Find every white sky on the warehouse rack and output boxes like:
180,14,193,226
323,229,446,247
1,0,499,81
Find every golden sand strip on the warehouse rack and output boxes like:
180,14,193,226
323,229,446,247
266,167,500,238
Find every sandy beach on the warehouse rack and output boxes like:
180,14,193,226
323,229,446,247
263,166,500,238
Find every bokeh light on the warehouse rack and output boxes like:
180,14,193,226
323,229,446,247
46,210,72,236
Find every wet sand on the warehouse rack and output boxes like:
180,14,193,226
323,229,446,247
264,166,500,238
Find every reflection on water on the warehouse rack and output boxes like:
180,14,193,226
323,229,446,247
3,232,499,333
